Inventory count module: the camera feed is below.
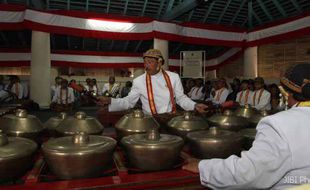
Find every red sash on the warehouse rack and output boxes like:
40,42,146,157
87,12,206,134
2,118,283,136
253,89,264,106
239,90,250,105
215,88,225,102
146,70,176,115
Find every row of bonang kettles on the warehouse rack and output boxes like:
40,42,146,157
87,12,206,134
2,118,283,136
0,106,270,181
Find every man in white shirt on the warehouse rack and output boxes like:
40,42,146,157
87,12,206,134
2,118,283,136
250,77,271,110
51,76,62,98
51,79,75,111
188,79,205,101
183,63,310,190
236,79,253,106
84,79,98,94
6,76,23,100
210,78,229,105
97,49,208,115
102,76,120,98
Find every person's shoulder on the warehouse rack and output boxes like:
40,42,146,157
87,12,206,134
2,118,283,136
264,89,271,94
133,73,146,81
164,71,180,81
260,107,308,125
165,70,179,77
132,73,146,85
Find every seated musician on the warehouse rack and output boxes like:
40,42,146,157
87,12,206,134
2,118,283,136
50,79,75,112
97,49,208,115
183,63,310,189
235,79,253,106
249,77,271,110
209,78,229,105
188,79,205,101
4,76,24,101
102,76,120,98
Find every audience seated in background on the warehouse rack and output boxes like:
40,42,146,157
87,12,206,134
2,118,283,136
5,76,23,100
210,78,229,105
84,78,98,93
102,76,120,98
235,80,253,106
185,79,195,95
50,79,75,112
51,76,62,98
188,79,205,101
249,77,271,110
202,80,212,101
226,78,241,101
120,81,132,98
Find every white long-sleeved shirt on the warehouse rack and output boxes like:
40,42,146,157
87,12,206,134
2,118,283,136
6,83,23,99
198,106,310,190
52,87,75,104
109,70,196,114
188,86,205,101
210,87,229,105
249,89,271,110
236,89,253,106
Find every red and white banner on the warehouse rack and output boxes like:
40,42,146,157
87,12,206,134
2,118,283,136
0,5,309,47
0,48,243,70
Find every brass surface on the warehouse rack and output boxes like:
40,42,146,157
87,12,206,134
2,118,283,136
187,127,243,159
167,112,209,138
42,133,116,179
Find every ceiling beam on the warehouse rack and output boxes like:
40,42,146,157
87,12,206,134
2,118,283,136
217,0,232,24
0,32,9,45
230,0,246,25
123,41,130,52
82,38,85,50
96,39,100,51
164,0,175,15
186,9,195,22
18,32,26,47
109,40,114,51
156,0,166,19
162,0,201,21
123,0,130,15
257,0,273,21
248,0,253,29
86,0,89,11
141,0,148,16
202,1,215,23
30,0,45,9
252,9,262,25
107,0,111,13
67,0,70,10
67,36,71,49
135,40,143,52
173,43,183,55
271,0,287,17
289,0,301,13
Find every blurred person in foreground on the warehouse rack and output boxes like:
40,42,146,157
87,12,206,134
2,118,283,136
183,64,310,190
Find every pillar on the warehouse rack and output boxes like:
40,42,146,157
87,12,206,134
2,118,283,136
243,46,258,78
154,38,169,70
50,67,59,86
30,31,51,108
